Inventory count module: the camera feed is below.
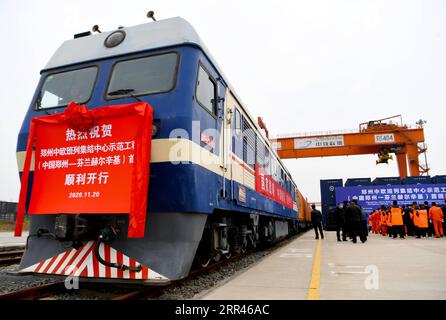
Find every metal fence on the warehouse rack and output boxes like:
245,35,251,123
0,201,18,221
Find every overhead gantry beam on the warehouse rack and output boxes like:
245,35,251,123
271,127,426,178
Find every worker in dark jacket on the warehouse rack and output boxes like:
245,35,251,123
355,200,368,242
311,204,324,240
403,204,415,236
333,202,347,242
345,200,364,243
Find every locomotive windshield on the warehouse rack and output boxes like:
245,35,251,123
36,67,97,109
106,52,178,98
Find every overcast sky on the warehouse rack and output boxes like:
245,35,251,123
0,0,445,202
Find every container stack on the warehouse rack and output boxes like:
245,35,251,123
320,179,343,230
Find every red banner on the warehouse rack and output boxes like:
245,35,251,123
15,102,153,238
255,164,293,209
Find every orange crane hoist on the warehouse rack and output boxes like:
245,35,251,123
270,115,429,178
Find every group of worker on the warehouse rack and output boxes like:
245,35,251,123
311,199,369,243
311,199,446,242
333,199,369,243
368,200,445,239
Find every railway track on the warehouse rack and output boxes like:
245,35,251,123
0,282,65,300
112,249,255,300
113,232,305,300
0,252,249,300
0,249,24,266
0,231,306,300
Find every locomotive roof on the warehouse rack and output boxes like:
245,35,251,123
45,17,210,71
44,17,295,185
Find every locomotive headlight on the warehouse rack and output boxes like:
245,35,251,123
104,30,126,48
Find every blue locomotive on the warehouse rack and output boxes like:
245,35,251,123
16,17,300,283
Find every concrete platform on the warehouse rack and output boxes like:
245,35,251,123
0,231,28,248
199,231,446,300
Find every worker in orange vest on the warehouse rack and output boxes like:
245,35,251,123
417,204,429,238
369,210,378,234
429,202,444,238
380,206,388,236
386,206,393,238
368,212,373,233
389,200,405,239
442,200,446,237
374,211,381,233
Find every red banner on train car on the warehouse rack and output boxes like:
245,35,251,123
15,102,153,238
254,164,294,209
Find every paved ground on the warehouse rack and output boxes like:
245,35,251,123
199,230,446,300
0,231,28,248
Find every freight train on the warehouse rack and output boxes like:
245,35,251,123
16,17,311,283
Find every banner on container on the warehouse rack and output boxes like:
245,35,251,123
294,135,344,149
335,184,446,214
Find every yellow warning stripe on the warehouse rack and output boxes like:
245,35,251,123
307,240,322,300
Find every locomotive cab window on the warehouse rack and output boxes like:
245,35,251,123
196,65,217,115
36,67,97,109
106,52,178,98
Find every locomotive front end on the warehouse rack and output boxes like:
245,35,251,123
15,18,211,284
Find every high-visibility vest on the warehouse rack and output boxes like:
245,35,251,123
411,209,420,227
380,211,387,225
418,210,429,228
390,207,403,226
371,212,378,225
368,213,374,226
374,212,380,222
387,212,392,226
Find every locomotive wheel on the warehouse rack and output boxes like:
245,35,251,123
224,252,232,259
212,254,221,262
240,243,247,254
198,255,211,268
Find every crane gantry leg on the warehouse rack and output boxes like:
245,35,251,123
396,153,408,179
406,144,421,177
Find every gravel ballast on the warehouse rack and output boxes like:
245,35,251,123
0,234,303,299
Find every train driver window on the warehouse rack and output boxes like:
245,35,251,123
107,52,178,98
37,67,97,109
196,65,217,115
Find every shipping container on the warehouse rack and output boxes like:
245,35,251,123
345,178,372,187
322,204,337,231
320,179,343,206
297,190,306,222
373,177,402,186
403,176,432,185
305,200,312,224
432,175,446,184
297,190,312,228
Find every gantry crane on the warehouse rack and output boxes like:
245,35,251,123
268,115,429,178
